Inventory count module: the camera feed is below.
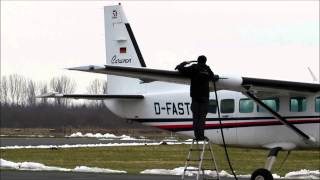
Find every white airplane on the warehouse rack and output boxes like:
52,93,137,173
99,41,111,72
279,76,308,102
42,4,320,180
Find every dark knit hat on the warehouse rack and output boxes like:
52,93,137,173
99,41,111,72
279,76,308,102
197,55,207,64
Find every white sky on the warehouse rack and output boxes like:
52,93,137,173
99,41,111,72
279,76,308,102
1,1,319,93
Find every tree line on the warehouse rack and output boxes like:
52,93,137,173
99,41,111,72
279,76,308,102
0,74,144,129
1,74,107,106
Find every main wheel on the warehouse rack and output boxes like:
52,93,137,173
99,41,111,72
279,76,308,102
251,168,274,180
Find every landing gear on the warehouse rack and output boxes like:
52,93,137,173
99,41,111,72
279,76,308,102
251,168,273,180
250,147,282,180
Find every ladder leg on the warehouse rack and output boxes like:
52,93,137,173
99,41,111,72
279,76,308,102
208,141,220,180
182,139,195,180
182,139,220,180
197,141,206,180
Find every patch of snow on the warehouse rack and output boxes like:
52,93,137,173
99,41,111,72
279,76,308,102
67,132,120,139
0,159,126,174
272,174,281,178
119,134,131,139
120,137,138,141
285,169,320,179
0,159,20,169
141,167,184,176
141,166,222,177
66,132,150,141
73,166,126,173
0,159,69,171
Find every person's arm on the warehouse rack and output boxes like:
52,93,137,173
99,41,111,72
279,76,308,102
208,66,219,81
175,62,195,76
175,61,189,71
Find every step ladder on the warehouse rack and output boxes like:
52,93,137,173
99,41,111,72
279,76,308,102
182,138,220,180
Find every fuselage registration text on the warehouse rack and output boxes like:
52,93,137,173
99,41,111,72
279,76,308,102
154,102,191,115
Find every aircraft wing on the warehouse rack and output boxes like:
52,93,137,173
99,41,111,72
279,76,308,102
37,92,144,99
241,77,320,97
68,65,190,85
69,65,320,96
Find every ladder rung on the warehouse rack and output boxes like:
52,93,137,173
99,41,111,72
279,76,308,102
184,168,200,171
189,148,212,151
187,158,214,161
189,148,202,151
201,168,217,171
187,158,201,161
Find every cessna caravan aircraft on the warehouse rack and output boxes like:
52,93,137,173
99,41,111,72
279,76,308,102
42,4,320,180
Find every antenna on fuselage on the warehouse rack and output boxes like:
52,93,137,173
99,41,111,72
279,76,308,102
307,67,319,83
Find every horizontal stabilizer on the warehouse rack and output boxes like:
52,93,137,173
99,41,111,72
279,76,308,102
37,92,144,100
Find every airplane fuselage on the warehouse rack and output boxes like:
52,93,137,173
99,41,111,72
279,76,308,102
105,83,320,150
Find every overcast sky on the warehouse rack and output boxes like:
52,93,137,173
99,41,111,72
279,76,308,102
1,1,319,93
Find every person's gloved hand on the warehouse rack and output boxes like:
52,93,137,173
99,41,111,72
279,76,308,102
175,61,189,70
180,61,189,66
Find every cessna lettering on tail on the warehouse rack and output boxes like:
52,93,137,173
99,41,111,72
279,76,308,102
111,55,131,64
154,102,191,115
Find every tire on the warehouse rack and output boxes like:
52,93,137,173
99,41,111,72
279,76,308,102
251,168,274,180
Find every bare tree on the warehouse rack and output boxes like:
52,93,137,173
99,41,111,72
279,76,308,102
8,74,27,106
103,81,108,94
50,76,76,106
87,79,104,94
38,82,48,105
26,79,36,106
86,79,106,106
1,76,9,105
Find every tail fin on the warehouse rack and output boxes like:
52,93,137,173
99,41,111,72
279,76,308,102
104,5,146,68
104,5,146,94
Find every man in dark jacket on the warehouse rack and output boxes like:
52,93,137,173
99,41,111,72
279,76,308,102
175,55,215,140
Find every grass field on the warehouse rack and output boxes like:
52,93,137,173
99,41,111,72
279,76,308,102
1,144,319,175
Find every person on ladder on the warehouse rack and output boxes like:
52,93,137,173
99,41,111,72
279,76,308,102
175,55,216,141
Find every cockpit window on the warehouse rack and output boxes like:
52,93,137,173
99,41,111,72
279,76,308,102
290,97,306,112
257,98,279,112
221,99,234,113
208,99,217,114
239,99,254,113
316,97,320,112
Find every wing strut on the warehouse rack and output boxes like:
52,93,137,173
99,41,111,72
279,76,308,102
245,91,315,143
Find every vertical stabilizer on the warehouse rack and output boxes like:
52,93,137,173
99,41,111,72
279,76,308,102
104,5,146,94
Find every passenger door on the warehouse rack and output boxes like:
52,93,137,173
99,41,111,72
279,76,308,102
219,99,237,144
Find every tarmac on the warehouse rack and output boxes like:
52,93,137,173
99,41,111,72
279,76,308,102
0,170,248,180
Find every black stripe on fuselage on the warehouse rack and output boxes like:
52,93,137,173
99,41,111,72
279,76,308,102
125,23,146,67
131,116,320,123
164,120,320,132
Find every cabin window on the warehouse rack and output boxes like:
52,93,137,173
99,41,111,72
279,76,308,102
208,100,217,113
316,97,320,112
221,99,234,113
239,99,254,113
290,97,306,112
257,98,279,112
